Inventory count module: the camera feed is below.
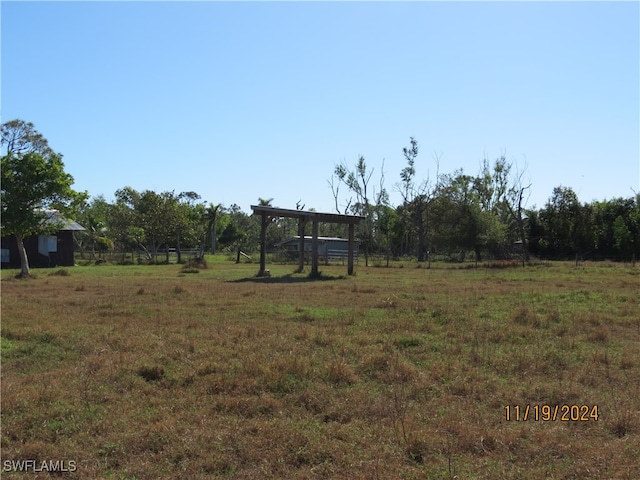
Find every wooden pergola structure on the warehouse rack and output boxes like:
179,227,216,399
250,205,365,277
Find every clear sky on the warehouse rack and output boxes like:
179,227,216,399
2,1,638,214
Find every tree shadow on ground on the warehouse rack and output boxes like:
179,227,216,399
229,272,347,284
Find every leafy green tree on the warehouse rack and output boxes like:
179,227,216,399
1,119,55,156
472,156,509,214
125,189,196,262
333,156,386,266
473,156,532,262
171,191,203,262
429,167,510,262
571,202,595,263
108,187,145,260
2,120,87,276
77,195,114,260
398,138,429,262
377,205,401,266
107,188,205,263
203,203,223,254
592,197,637,258
435,171,479,260
538,186,595,261
218,221,245,250
539,186,578,257
227,203,258,252
613,215,633,257
395,138,450,263
609,196,640,264
1,151,86,276
139,190,172,261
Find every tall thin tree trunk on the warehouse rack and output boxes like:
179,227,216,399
517,214,529,266
386,231,390,267
15,234,30,277
417,207,426,262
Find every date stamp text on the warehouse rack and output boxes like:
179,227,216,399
504,404,599,422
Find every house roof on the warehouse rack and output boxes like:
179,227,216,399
43,210,85,231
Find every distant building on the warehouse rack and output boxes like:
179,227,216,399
1,210,85,268
277,236,359,263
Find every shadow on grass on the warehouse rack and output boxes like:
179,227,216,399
230,272,347,284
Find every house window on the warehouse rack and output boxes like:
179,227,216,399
1,248,9,263
38,235,58,256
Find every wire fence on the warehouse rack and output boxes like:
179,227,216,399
74,248,638,268
75,248,204,264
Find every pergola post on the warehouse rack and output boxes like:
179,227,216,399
297,218,307,273
311,220,319,276
258,212,268,276
348,223,355,275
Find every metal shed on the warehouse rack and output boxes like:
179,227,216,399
278,236,359,262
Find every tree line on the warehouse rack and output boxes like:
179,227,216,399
330,138,639,266
2,120,639,276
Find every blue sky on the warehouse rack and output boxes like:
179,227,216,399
2,1,638,214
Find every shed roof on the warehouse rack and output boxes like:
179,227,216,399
277,236,360,247
42,210,85,231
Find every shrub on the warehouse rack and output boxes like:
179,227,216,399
182,257,208,270
136,365,165,382
327,359,357,385
48,268,70,276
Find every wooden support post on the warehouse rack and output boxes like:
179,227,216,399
311,221,319,276
348,223,355,275
297,218,307,273
258,213,268,276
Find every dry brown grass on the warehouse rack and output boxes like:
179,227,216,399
1,260,639,478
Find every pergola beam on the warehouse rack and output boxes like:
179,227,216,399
251,205,363,225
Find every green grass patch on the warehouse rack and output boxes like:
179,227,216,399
1,260,639,478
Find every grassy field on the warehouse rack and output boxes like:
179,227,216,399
1,258,639,479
